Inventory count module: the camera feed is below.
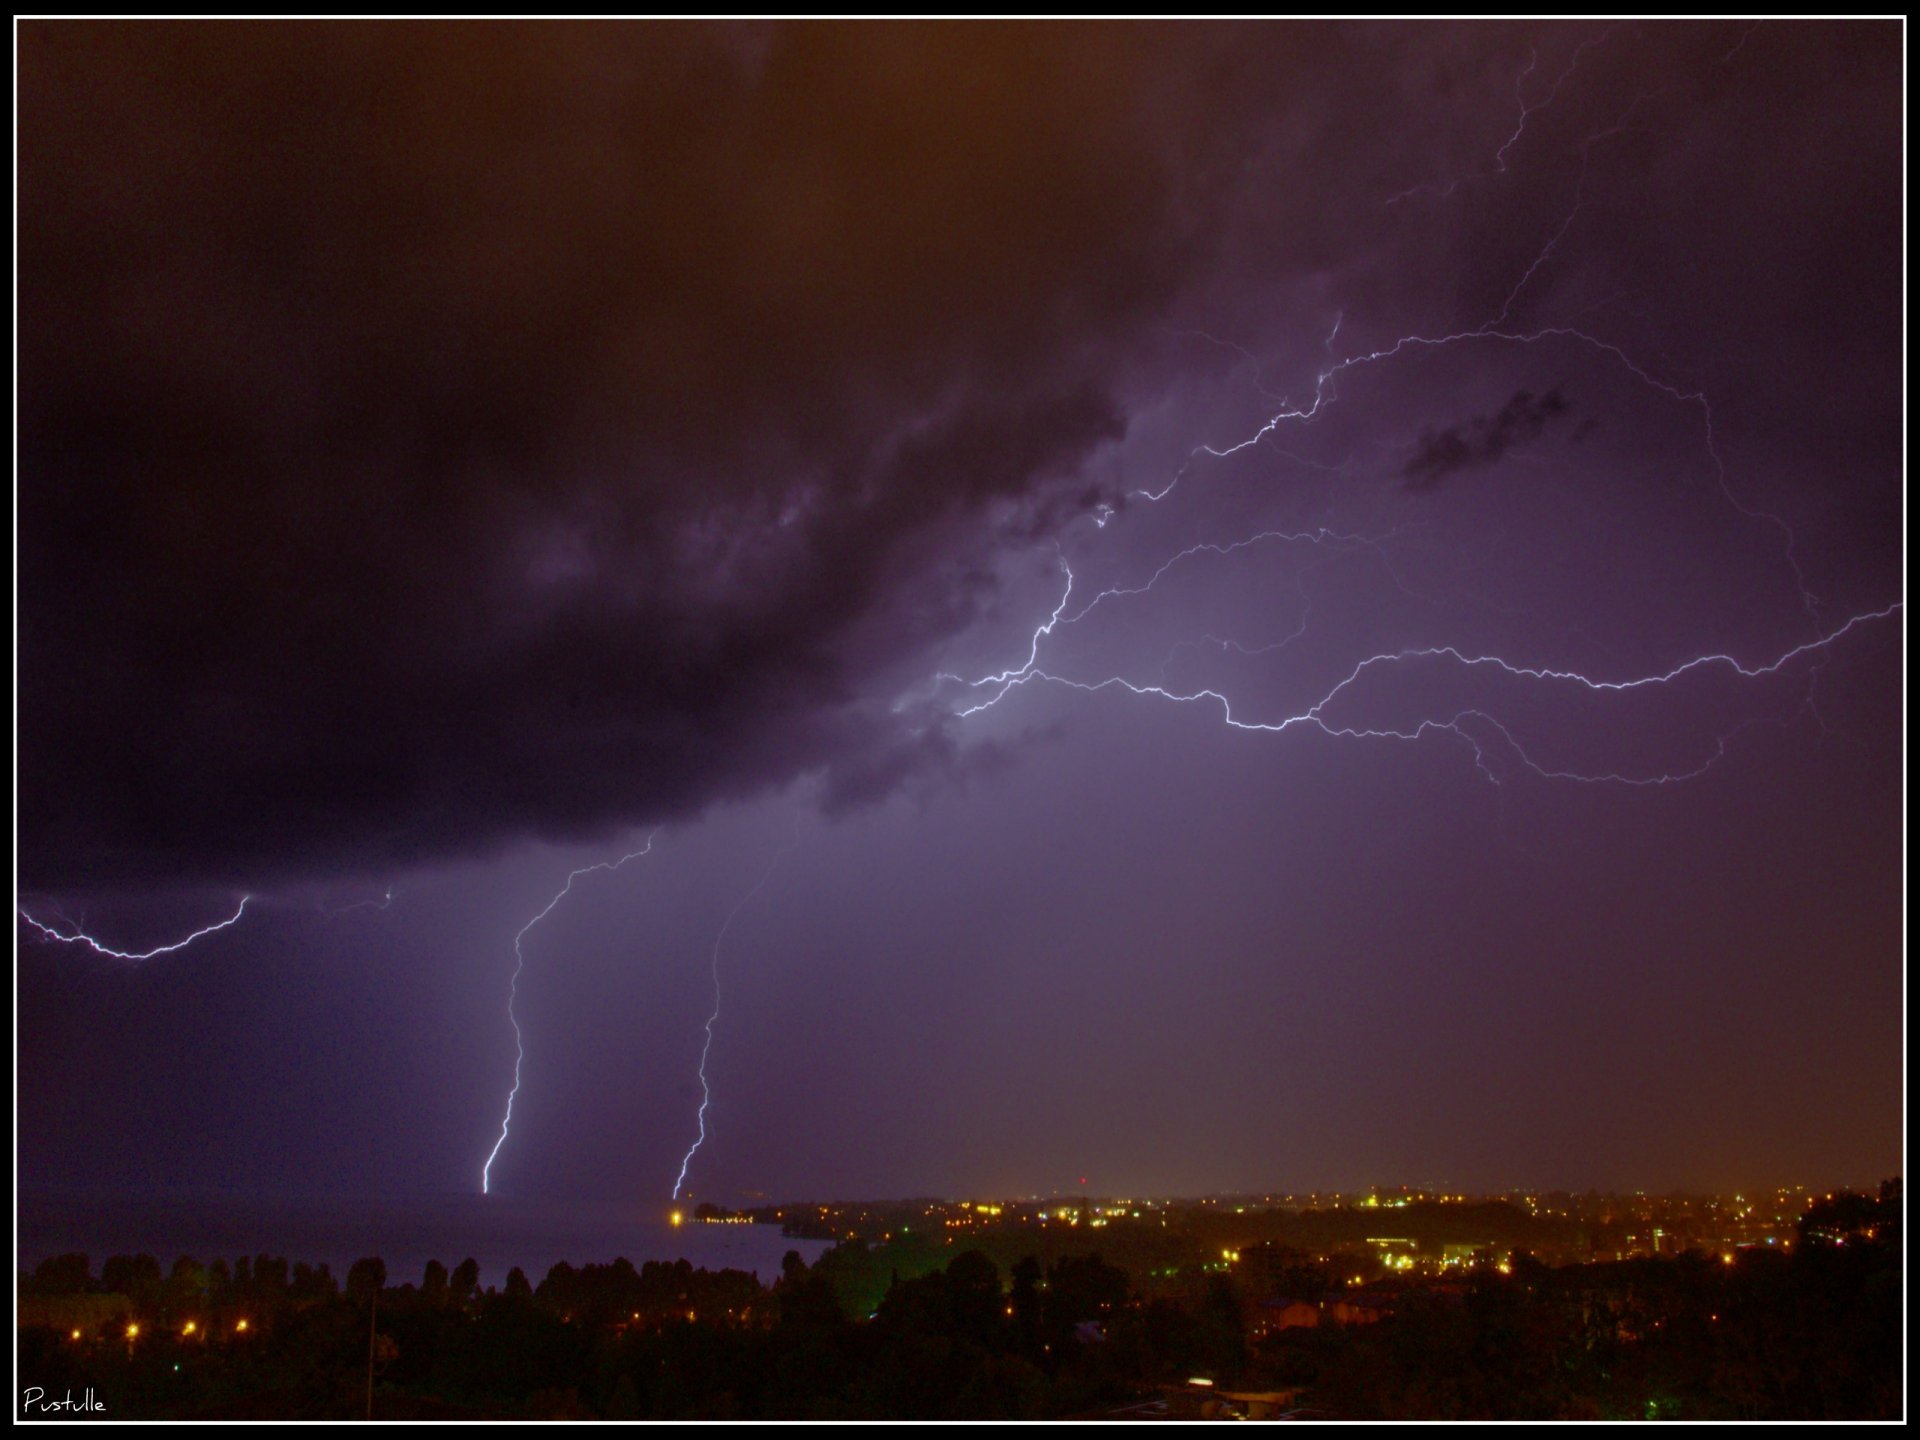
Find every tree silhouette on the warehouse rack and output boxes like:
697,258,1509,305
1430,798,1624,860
451,1257,480,1303
347,1257,387,1305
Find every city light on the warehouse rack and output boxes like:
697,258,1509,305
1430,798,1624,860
10,18,1901,1426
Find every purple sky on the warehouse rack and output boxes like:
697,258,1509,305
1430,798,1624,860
18,21,1903,1207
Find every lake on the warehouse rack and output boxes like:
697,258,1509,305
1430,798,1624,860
17,1192,831,1290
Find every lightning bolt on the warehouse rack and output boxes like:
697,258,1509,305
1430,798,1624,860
951,566,1899,787
482,832,659,1196
1491,30,1617,175
318,885,396,917
1166,328,1290,402
672,827,799,1201
1058,527,1399,628
948,162,1897,781
1386,27,1618,207
17,895,252,961
1157,29,1818,622
1494,77,1684,332
1128,319,1817,618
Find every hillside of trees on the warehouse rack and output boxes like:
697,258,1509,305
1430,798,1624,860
16,1184,1900,1419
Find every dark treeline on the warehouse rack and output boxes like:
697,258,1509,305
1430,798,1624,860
16,1185,1901,1419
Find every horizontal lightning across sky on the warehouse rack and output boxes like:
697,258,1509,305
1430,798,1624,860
18,881,399,963
1141,71,1821,616
949,260,1890,779
949,550,1898,786
16,895,252,961
318,885,396,917
938,115,1879,788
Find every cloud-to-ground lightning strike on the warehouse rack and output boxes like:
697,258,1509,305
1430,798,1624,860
672,830,799,1201
482,833,659,1196
16,895,252,961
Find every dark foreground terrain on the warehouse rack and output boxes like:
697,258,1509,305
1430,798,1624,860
17,1186,1901,1419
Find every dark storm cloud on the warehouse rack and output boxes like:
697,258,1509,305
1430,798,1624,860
1401,387,1572,490
16,20,1903,1208
18,22,1301,890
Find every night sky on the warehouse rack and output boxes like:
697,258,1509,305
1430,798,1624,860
17,22,1904,1207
